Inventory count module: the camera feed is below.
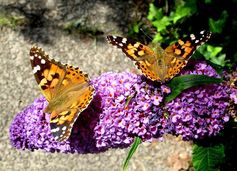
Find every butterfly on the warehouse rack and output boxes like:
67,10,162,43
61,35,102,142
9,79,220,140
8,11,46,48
107,30,211,82
30,46,95,142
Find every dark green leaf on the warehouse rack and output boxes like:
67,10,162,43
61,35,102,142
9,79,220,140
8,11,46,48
199,45,227,67
172,0,197,23
165,75,222,102
193,143,225,171
209,10,228,33
147,4,163,21
173,6,191,23
122,137,142,171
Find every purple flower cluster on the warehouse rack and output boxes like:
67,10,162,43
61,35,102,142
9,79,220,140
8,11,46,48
165,62,230,140
10,61,234,153
9,96,102,153
10,72,168,153
92,72,168,148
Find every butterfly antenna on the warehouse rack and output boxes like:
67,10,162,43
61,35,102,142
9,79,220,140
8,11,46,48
140,28,153,41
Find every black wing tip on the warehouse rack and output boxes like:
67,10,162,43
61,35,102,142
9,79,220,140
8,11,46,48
30,45,47,57
106,35,117,43
199,30,212,37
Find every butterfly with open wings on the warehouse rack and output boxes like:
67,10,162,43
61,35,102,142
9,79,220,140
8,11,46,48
107,30,211,82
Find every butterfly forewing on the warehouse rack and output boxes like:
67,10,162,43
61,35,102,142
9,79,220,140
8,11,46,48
30,46,95,142
163,30,212,81
30,46,66,101
165,30,212,60
107,35,155,61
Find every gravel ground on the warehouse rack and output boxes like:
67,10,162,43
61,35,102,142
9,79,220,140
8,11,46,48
0,1,192,171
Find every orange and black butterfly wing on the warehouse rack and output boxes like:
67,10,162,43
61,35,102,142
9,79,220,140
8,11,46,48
163,30,212,81
30,46,95,142
107,35,155,61
48,65,95,142
107,35,162,81
30,46,66,101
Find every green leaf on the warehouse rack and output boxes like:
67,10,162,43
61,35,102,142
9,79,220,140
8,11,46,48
207,46,223,56
199,45,227,67
192,143,225,171
152,16,171,32
209,10,228,33
133,24,140,33
147,4,163,21
152,32,163,43
122,137,142,171
172,0,197,23
173,6,191,23
165,75,222,102
205,0,212,4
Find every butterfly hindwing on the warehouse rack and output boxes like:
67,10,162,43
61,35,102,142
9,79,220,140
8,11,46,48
48,65,95,141
30,46,95,142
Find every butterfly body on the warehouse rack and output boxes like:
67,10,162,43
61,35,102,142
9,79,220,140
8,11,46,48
30,46,95,142
107,30,211,82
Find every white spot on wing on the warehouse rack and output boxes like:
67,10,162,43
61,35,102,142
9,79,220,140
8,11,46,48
190,34,196,40
200,30,205,34
32,65,41,74
30,56,34,60
34,54,38,57
51,127,60,133
41,59,46,64
195,40,199,43
122,38,127,43
54,136,59,140
62,126,67,131
119,43,123,47
112,36,117,39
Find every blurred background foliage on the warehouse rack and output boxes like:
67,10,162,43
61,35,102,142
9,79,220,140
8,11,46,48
128,0,237,70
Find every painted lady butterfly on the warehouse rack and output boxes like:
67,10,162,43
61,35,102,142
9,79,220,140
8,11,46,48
30,46,95,142
107,30,211,82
